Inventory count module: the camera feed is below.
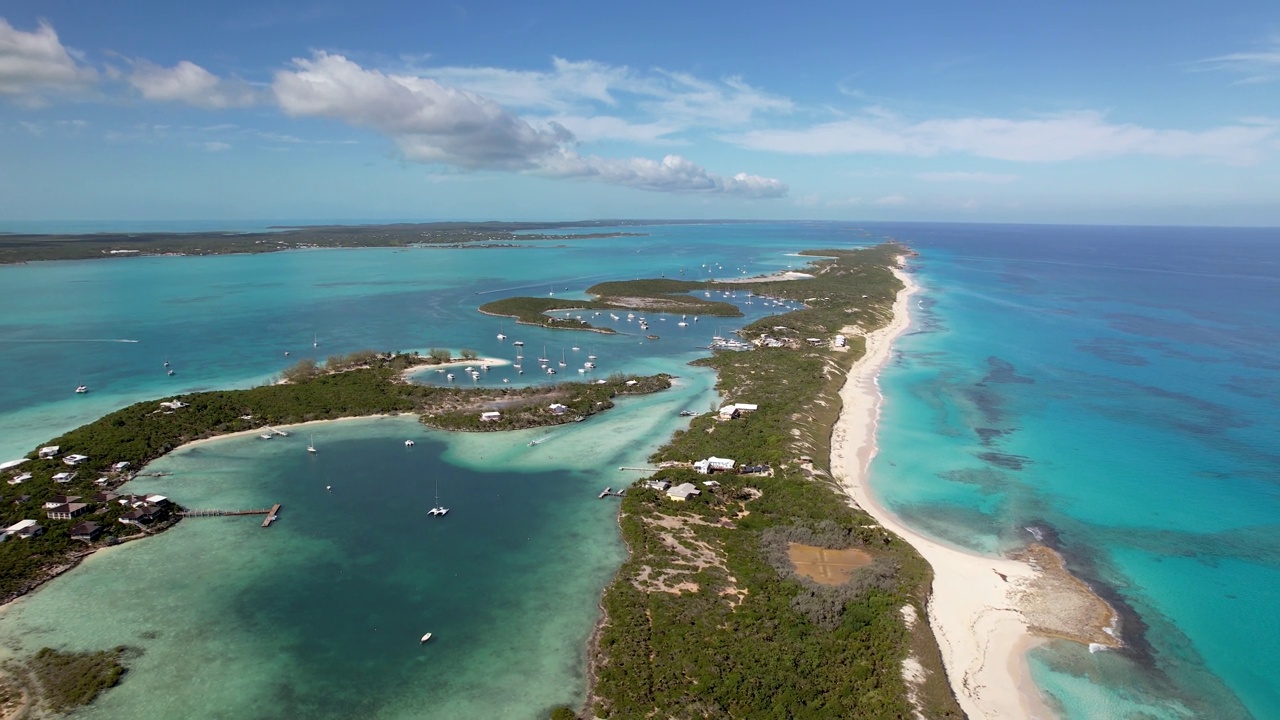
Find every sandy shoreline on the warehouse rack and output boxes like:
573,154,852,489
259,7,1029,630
829,259,1058,719
716,270,814,284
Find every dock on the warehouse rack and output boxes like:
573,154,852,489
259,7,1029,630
598,487,625,498
262,503,282,527
178,502,282,528
617,466,660,472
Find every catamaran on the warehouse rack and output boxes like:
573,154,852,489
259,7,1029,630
428,478,448,516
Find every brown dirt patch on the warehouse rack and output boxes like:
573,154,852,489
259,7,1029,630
787,542,873,585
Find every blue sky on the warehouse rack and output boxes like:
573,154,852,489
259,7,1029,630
1,1,1277,225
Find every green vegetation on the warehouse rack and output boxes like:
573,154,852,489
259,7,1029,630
0,220,668,264
587,244,964,719
11,647,130,713
479,278,741,333
0,352,670,603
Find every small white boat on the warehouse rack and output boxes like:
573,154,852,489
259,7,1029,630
284,351,290,356
313,334,318,348
326,485,332,492
74,385,88,393
446,373,455,381
513,340,524,347
404,440,415,447
420,633,433,643
167,369,175,376
546,367,556,375
259,433,274,440
497,332,507,340
307,434,317,454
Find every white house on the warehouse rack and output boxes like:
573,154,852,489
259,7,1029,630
666,483,701,501
111,461,131,472
52,472,76,483
548,403,568,415
63,454,90,466
480,411,502,422
643,479,671,491
693,456,736,474
7,473,31,486
834,334,847,348
38,446,60,459
158,400,189,410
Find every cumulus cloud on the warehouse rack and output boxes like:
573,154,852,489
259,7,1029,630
273,52,566,170
0,19,96,102
129,60,257,108
730,110,1276,165
203,141,231,152
541,151,787,198
272,52,786,196
917,171,1019,184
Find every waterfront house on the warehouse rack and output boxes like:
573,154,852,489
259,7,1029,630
625,379,639,386
643,479,671,491
118,505,165,527
480,411,502,422
666,483,702,501
145,494,171,507
548,403,568,415
52,472,76,484
718,405,740,420
38,446,60,459
47,503,90,520
7,472,32,485
111,461,131,472
63,454,89,466
158,400,189,410
693,456,736,474
70,521,103,541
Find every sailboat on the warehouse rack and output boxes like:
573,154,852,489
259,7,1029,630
313,333,318,348
307,434,317,454
428,478,449,516
538,345,549,364
558,349,567,367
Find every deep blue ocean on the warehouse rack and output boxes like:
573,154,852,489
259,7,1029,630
0,221,1276,718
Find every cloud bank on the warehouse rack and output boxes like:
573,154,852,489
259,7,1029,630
730,110,1275,165
272,52,786,196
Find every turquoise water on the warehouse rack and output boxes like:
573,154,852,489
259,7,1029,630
1,222,1277,717
869,224,1280,718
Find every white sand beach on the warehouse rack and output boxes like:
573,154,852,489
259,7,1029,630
830,259,1057,719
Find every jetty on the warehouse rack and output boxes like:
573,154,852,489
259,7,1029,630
599,487,626,499
178,502,282,527
617,466,660,472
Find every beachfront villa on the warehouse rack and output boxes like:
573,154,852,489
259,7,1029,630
38,446,60,459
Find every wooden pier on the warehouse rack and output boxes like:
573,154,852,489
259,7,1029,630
178,502,282,528
598,487,625,499
262,503,282,527
617,466,659,472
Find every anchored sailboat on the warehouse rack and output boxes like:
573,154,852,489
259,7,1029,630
307,434,317,454
428,477,449,517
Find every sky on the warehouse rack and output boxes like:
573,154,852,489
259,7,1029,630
0,0,1277,226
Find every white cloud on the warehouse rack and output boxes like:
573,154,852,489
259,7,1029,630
0,19,96,102
129,60,257,109
540,151,787,198
203,141,231,152
272,52,786,196
729,110,1276,165
1187,37,1280,84
873,194,907,206
273,52,566,170
419,57,792,142
917,171,1019,184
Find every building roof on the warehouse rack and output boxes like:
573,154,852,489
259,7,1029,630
666,483,702,499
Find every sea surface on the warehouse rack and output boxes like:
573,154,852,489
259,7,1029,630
0,222,1276,718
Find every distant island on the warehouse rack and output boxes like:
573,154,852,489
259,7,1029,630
0,219,748,265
